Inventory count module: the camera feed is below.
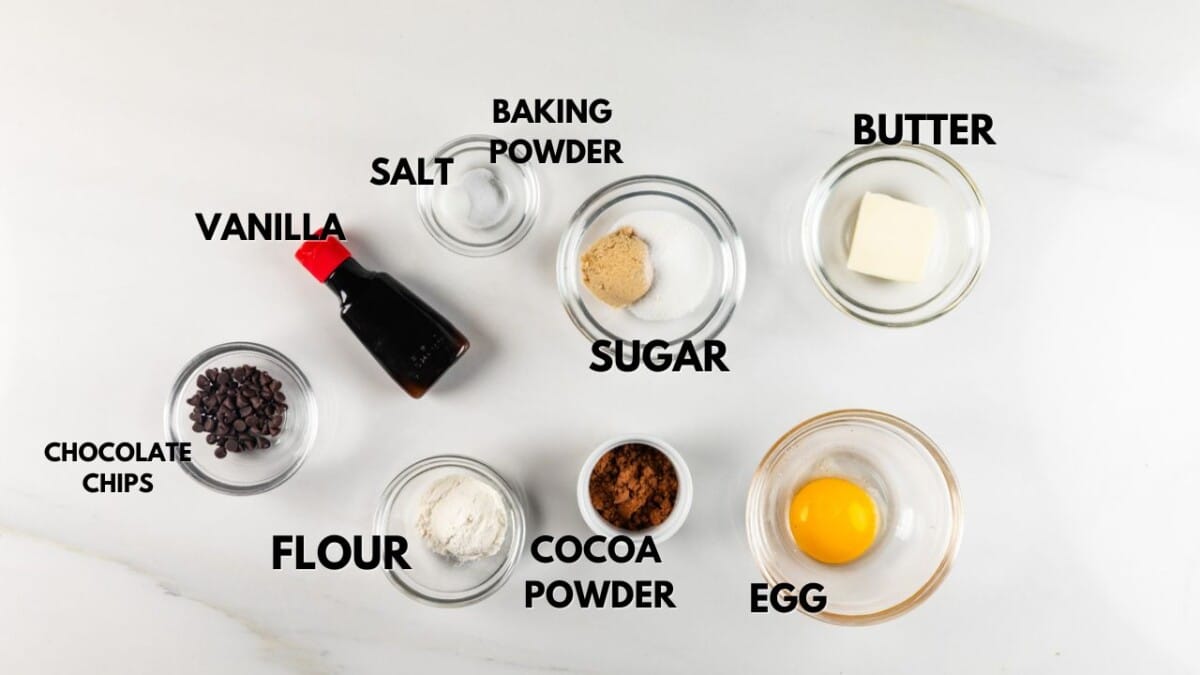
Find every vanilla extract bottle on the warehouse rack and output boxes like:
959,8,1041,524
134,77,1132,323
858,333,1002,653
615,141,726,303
295,236,468,398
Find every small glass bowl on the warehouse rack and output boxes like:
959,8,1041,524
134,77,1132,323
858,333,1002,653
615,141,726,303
557,175,745,346
801,144,989,327
165,342,317,495
746,410,962,625
375,455,526,607
417,134,540,257
576,435,693,543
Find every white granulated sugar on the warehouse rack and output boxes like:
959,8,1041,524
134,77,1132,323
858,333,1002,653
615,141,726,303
416,474,508,562
612,210,714,321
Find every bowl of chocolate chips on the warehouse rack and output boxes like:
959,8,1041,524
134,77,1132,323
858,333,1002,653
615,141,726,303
165,341,317,495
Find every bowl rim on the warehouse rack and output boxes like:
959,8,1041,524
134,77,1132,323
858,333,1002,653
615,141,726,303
576,434,693,543
374,454,527,608
556,174,746,347
800,143,990,328
165,341,316,496
416,133,541,258
745,409,963,625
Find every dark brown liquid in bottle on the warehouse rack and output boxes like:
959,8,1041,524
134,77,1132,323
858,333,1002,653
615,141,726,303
325,258,468,398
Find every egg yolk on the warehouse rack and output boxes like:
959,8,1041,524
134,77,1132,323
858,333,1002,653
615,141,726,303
788,477,878,565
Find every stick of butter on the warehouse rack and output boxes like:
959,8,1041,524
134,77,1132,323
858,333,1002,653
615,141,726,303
846,192,937,283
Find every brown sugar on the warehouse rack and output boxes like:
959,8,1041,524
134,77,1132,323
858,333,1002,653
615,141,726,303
588,443,679,531
579,226,653,308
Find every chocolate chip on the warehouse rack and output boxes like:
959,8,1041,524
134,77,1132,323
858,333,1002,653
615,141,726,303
187,364,287,460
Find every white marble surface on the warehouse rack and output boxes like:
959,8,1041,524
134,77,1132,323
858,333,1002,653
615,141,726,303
2,1,1199,673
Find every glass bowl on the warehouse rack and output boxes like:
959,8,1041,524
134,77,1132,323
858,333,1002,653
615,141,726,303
165,342,317,495
557,175,745,346
801,144,989,327
375,455,526,607
746,409,962,625
417,134,540,257
576,435,693,543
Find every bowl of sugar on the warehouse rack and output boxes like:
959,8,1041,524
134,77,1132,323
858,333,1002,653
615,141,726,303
557,175,745,346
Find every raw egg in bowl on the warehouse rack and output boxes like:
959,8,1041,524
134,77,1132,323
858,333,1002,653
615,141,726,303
745,409,962,625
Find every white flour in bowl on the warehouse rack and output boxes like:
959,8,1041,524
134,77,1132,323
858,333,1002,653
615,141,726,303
415,474,508,562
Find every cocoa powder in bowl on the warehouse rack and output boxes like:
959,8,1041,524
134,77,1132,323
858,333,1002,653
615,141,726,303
588,442,679,531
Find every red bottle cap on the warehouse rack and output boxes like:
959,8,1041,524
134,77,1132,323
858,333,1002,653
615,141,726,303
295,233,352,282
